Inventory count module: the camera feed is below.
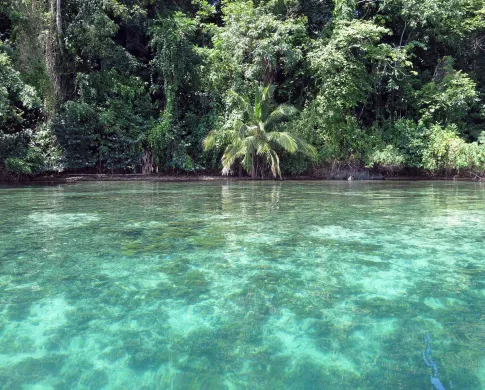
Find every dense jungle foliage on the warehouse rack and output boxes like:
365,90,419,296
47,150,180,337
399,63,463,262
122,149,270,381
1,0,485,178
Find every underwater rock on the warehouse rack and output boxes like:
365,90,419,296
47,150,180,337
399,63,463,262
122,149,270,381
4,354,67,384
188,356,211,372
45,334,64,351
123,229,144,238
124,336,170,370
6,302,32,322
79,368,109,389
171,372,227,390
424,297,467,310
0,334,36,354
102,346,126,362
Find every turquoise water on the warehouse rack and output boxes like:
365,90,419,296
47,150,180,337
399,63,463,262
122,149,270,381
0,181,484,389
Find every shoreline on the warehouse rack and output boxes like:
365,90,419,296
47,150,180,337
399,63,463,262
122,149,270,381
1,173,483,184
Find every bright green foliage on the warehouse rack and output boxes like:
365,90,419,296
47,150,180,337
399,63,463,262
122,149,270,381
301,20,392,162
52,102,100,169
382,0,485,46
150,12,197,91
369,120,485,173
418,57,478,127
1,0,485,177
149,9,218,172
368,145,405,170
4,157,31,176
384,119,430,169
149,11,201,171
422,124,485,172
27,123,64,172
333,0,356,21
7,0,54,111
0,48,39,130
204,84,315,178
0,44,41,169
53,69,151,171
49,0,154,172
206,1,307,98
308,20,391,110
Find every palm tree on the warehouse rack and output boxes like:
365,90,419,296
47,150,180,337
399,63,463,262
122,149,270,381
203,84,316,179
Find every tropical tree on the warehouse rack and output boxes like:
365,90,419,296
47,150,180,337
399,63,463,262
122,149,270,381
203,84,316,179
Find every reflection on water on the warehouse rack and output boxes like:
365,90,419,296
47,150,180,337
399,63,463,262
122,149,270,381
0,181,485,389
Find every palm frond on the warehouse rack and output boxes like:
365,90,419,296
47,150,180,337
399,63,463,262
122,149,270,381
293,136,317,158
228,89,253,118
265,104,298,130
221,141,243,172
246,125,259,136
239,140,254,174
260,147,281,179
242,135,260,155
256,141,270,155
260,84,273,121
234,119,248,139
267,132,298,153
254,83,262,121
261,84,272,101
203,129,229,152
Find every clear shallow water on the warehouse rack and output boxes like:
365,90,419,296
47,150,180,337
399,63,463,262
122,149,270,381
0,181,484,389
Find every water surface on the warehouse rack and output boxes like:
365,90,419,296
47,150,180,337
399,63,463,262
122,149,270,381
1,181,484,389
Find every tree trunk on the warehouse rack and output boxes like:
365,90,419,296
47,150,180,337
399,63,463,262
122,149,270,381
56,0,62,37
251,154,257,178
46,0,63,110
141,150,156,174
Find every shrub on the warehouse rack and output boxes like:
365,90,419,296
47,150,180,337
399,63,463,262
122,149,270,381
422,124,485,173
4,157,32,175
